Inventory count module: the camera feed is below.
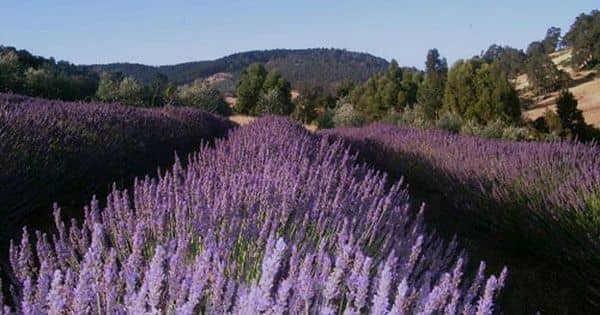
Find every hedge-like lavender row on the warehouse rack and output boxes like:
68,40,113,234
323,123,600,303
1,117,505,314
0,93,235,230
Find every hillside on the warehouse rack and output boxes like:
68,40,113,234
83,48,390,92
520,49,600,127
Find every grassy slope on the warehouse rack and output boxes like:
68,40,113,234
520,49,600,127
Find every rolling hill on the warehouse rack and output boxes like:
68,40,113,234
83,48,390,93
519,49,600,127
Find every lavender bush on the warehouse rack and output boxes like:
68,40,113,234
324,123,600,306
0,93,235,233
1,117,505,314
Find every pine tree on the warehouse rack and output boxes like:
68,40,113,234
542,27,562,53
235,63,267,114
417,49,447,120
443,59,478,116
525,53,567,95
443,60,520,124
556,89,588,138
564,10,600,69
471,62,521,123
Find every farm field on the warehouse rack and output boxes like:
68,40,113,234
0,93,235,243
1,115,509,314
2,3,600,315
324,123,600,313
1,94,598,313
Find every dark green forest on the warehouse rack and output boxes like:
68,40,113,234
83,48,390,91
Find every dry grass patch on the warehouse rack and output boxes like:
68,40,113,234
524,78,600,127
521,49,600,127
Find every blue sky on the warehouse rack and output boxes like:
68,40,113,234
1,1,597,68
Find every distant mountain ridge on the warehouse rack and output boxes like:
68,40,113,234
82,48,390,91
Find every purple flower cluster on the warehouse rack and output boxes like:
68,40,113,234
0,93,235,233
323,123,600,303
1,117,505,314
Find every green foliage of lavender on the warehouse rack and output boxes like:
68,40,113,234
324,123,600,305
0,93,235,230
0,117,506,314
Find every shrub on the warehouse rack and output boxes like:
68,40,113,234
436,111,463,134
500,126,529,141
0,117,506,314
556,89,591,140
332,101,364,127
256,89,294,116
314,108,335,129
178,80,232,116
460,119,514,139
397,104,432,129
481,119,509,139
380,108,403,124
0,93,235,237
96,74,145,106
324,124,600,307
543,109,563,135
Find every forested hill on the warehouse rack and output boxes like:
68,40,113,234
83,48,390,90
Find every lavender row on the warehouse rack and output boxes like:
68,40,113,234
0,93,235,231
1,117,505,314
323,123,600,304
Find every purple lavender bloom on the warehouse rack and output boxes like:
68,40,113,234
103,249,119,314
145,245,166,313
371,255,396,315
177,248,211,315
71,250,96,314
0,92,235,235
20,276,35,315
420,273,452,314
323,241,352,305
323,122,599,301
271,277,292,315
389,278,409,315
0,116,508,314
47,270,66,315
258,238,287,305
475,276,499,315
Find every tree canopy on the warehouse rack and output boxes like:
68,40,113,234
235,63,293,115
525,52,568,95
541,27,562,54
85,48,389,93
0,45,98,101
556,90,588,139
443,60,521,123
480,45,527,78
348,60,421,122
417,49,448,120
96,73,144,106
177,79,232,116
563,10,600,69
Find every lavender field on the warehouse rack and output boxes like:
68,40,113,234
324,124,600,312
0,96,598,314
0,116,507,314
0,93,235,233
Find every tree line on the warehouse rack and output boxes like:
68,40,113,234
1,9,599,140
0,46,98,101
310,9,600,141
85,48,389,92
0,45,234,115
94,72,234,115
